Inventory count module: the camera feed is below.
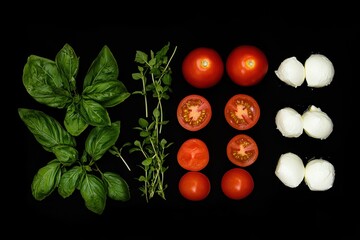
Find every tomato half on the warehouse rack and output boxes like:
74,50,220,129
226,134,258,167
178,171,211,201
177,138,209,171
182,47,224,88
221,167,254,200
226,45,268,86
224,94,260,130
177,94,212,131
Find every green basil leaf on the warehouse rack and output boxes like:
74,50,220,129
31,161,61,201
23,55,72,108
18,108,76,150
85,121,120,161
58,165,84,198
102,172,130,201
64,103,89,136
80,173,106,215
83,45,119,89
82,80,130,107
55,43,79,92
51,144,78,166
79,99,111,126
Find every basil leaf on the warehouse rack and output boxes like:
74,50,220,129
55,43,79,92
32,161,61,201
23,55,72,108
18,108,76,150
85,121,120,161
83,80,131,107
102,172,130,201
80,174,106,215
83,45,119,89
58,165,84,198
79,99,111,126
51,144,78,166
64,102,89,136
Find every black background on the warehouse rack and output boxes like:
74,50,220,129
14,23,355,235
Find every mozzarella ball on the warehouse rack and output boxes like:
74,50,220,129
275,56,305,88
275,152,305,188
304,159,335,191
302,105,333,140
275,107,303,138
304,54,335,88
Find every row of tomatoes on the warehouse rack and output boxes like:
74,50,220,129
175,45,268,201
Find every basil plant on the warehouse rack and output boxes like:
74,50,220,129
19,44,131,215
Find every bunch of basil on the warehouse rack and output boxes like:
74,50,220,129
19,44,131,215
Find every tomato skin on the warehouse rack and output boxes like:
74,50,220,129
226,45,268,86
224,94,260,130
182,47,224,88
177,94,212,131
178,171,211,201
226,134,259,167
221,168,254,200
177,138,209,171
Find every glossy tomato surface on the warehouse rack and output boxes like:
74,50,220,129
226,45,268,86
177,94,212,131
178,171,211,201
182,47,224,88
226,134,259,167
177,138,209,171
224,94,260,130
221,168,254,200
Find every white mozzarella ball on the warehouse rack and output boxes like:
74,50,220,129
275,152,305,188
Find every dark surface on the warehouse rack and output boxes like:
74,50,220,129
15,25,354,234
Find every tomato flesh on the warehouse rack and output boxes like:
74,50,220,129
226,134,258,167
177,94,212,131
224,94,260,130
177,138,209,171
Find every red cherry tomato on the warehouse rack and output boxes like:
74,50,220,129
221,168,254,200
178,171,211,201
226,45,268,86
177,138,210,171
226,134,259,167
224,94,260,130
177,94,212,131
182,47,224,88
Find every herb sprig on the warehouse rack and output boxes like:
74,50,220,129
130,42,177,202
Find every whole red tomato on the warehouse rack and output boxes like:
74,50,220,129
182,47,224,88
178,171,211,201
226,45,268,86
221,168,254,200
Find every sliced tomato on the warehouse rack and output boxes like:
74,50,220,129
177,94,212,131
226,134,259,167
224,94,260,130
177,138,209,171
